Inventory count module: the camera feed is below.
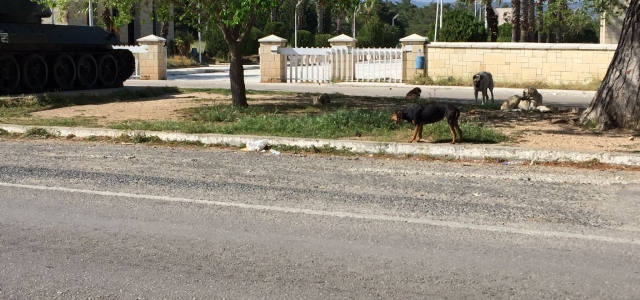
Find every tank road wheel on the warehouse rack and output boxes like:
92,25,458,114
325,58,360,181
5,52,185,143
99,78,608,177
21,54,48,92
53,54,76,91
98,54,118,87
0,54,20,95
115,50,135,83
76,54,98,88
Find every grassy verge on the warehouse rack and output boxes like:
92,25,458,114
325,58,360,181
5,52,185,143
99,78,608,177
167,55,202,69
2,87,507,144
411,75,601,91
110,104,507,144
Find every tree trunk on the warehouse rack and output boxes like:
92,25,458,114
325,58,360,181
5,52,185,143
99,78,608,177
485,2,499,42
520,0,529,42
511,0,521,42
546,0,554,42
536,0,544,42
336,14,343,35
228,44,248,107
580,0,640,130
296,0,306,30
528,0,535,42
316,1,324,34
270,6,278,22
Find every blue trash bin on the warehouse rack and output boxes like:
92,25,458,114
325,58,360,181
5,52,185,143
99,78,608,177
191,48,198,58
415,56,425,69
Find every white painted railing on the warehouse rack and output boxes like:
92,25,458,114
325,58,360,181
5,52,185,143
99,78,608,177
112,45,148,79
353,48,403,83
278,46,403,83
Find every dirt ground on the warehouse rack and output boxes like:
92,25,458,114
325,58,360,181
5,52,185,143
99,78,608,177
31,92,640,154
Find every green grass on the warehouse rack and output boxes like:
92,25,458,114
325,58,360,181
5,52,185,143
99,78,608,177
110,105,506,144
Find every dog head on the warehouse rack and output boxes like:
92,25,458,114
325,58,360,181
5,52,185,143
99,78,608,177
391,110,403,124
523,86,538,98
473,74,482,87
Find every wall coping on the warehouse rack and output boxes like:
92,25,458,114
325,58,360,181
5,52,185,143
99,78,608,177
428,42,618,51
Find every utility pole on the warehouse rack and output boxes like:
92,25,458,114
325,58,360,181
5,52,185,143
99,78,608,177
392,14,399,27
295,0,302,48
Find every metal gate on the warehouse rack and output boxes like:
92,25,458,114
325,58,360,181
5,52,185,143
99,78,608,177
277,47,403,83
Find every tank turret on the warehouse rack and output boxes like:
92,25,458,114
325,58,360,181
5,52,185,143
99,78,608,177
0,0,52,23
0,0,135,95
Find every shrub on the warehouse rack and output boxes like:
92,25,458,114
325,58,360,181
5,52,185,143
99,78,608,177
315,34,332,48
174,30,196,56
438,10,488,42
243,27,264,55
291,30,315,47
497,23,512,42
204,26,229,60
263,22,289,39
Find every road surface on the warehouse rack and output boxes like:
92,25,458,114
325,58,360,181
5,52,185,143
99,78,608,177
1,140,639,299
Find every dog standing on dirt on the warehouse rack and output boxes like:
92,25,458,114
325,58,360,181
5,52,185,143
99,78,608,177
472,71,494,105
391,103,463,144
405,87,422,99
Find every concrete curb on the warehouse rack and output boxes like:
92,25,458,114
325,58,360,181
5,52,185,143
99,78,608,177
3,124,640,167
168,65,260,76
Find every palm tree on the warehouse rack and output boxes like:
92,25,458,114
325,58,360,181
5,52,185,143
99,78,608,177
317,0,326,34
536,0,544,42
484,0,500,42
511,0,521,42
520,0,530,41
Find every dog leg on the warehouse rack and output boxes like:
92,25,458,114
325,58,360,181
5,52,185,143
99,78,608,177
417,124,423,142
489,87,495,104
448,124,456,144
409,124,419,143
474,90,478,105
455,123,463,142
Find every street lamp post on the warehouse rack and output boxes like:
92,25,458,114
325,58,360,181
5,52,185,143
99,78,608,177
88,1,93,26
392,14,399,27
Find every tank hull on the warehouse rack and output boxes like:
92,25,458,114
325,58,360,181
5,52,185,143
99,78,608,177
0,23,135,95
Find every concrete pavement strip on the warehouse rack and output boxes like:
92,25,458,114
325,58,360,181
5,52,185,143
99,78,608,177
2,124,639,167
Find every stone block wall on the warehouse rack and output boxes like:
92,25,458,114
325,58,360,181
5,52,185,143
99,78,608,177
427,42,617,84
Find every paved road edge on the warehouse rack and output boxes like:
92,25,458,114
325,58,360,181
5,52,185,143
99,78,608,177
2,123,639,166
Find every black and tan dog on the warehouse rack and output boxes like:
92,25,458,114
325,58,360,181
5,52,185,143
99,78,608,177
405,87,422,99
391,103,463,144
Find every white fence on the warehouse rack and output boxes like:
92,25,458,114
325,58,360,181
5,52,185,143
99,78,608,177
278,47,403,83
112,44,148,79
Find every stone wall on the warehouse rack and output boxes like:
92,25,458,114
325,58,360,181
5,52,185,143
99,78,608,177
426,42,617,84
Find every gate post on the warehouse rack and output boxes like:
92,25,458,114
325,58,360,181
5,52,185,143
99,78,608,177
328,34,357,82
399,34,430,83
258,35,288,83
137,35,167,80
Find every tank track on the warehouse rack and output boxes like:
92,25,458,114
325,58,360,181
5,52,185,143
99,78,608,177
0,48,135,95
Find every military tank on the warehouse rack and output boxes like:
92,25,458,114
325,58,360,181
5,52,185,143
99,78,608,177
0,0,135,95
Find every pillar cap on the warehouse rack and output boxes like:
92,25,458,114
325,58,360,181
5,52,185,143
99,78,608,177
328,34,357,42
137,35,166,43
400,34,430,44
258,35,288,43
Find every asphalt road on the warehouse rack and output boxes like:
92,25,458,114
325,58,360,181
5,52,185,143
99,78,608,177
124,77,596,108
1,140,640,299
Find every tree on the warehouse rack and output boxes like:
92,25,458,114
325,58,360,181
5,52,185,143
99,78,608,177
511,0,521,42
437,9,487,42
41,0,277,107
580,0,639,130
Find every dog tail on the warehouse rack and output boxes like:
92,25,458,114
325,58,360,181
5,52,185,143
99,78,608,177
447,106,461,125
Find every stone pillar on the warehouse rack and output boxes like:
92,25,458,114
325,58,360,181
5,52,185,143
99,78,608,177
258,35,288,83
400,34,430,83
328,34,357,82
137,35,167,80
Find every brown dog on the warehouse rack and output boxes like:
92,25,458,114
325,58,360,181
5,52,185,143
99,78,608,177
391,103,463,144
405,87,422,99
